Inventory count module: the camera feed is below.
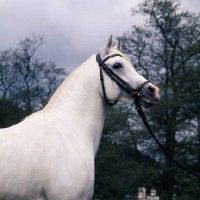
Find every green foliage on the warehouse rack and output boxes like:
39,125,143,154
94,139,139,200
0,34,66,127
93,104,164,199
0,100,27,128
0,34,66,113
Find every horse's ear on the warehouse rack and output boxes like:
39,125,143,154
113,39,122,51
100,35,113,57
105,35,113,50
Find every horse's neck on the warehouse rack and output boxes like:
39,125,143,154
45,55,106,156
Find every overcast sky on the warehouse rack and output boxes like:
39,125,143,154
0,0,199,73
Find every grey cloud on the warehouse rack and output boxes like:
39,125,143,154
0,0,199,73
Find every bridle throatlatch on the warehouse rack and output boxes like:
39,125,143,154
96,53,200,178
96,53,150,106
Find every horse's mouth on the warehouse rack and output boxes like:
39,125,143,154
135,83,159,108
140,97,158,108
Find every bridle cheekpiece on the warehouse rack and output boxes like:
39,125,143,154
96,53,150,106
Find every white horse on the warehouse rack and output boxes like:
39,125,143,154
0,36,159,200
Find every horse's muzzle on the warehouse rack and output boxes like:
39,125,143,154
139,84,160,108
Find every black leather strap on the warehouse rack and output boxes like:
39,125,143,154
134,97,200,178
136,80,150,91
99,65,117,106
96,53,143,106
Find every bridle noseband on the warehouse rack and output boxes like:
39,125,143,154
96,53,200,178
96,53,150,106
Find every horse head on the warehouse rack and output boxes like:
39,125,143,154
98,35,160,108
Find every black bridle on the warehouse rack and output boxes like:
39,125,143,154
96,53,200,178
96,53,150,105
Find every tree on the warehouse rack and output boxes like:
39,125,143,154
93,104,162,200
0,99,28,128
120,0,200,199
0,35,66,113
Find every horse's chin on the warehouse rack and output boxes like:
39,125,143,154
140,97,157,108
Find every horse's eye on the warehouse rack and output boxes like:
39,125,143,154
113,63,122,70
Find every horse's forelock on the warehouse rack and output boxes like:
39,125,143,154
108,50,133,66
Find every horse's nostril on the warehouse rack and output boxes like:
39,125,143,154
147,86,155,94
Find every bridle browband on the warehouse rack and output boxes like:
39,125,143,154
96,53,150,106
96,53,200,178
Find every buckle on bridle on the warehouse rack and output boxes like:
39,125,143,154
129,91,141,101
